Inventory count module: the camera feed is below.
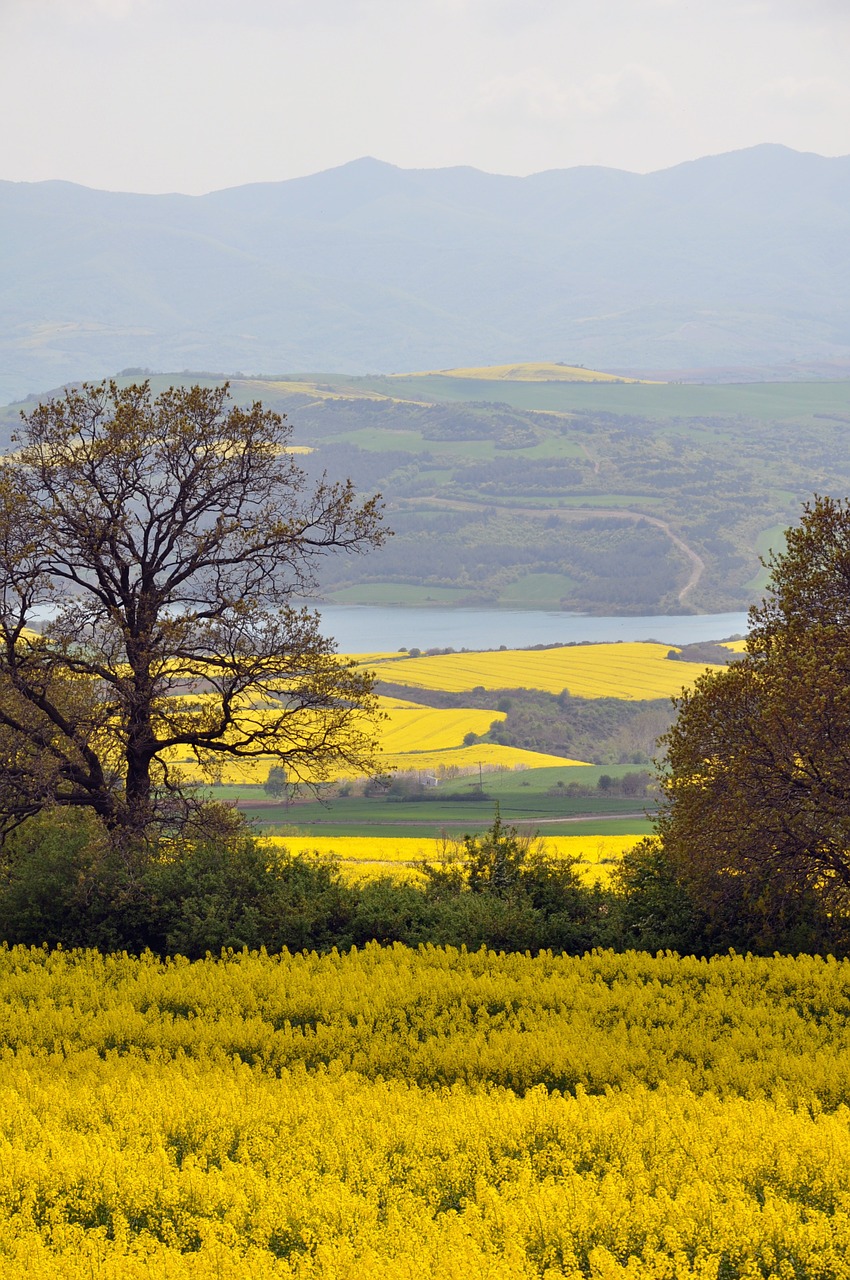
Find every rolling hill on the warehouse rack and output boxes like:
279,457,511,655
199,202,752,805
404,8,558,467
4,367,850,615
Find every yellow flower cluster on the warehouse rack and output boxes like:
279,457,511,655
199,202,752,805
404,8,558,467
2,945,850,1276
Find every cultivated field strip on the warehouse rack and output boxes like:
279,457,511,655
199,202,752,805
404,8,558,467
365,642,727,700
165,695,588,785
265,833,642,868
377,703,502,752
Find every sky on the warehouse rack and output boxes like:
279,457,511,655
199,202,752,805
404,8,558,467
1,0,849,194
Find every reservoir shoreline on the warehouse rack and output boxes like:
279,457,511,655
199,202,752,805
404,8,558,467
308,604,751,654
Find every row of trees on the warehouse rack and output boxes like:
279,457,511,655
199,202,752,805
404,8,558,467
0,800,842,959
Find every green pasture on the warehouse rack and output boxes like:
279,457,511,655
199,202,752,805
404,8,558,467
465,763,650,793
212,762,657,840
330,428,583,462
261,815,654,842
330,428,511,460
745,523,789,595
344,375,850,421
554,494,665,509
97,371,850,426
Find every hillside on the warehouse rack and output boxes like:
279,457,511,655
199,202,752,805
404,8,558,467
2,144,850,403
5,369,850,614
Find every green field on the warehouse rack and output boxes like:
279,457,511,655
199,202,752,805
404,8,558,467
332,373,850,421
745,522,789,595
259,815,655,841
86,369,850,426
211,762,656,841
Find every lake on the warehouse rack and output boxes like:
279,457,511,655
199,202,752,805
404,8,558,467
310,605,751,653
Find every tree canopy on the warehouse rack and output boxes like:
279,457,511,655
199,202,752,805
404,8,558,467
0,380,387,849
658,496,850,932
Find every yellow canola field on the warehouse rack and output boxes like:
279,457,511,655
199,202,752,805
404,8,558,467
378,701,502,752
398,361,652,384
4,947,850,1278
267,833,640,884
377,742,588,772
267,833,640,866
173,741,588,785
164,696,588,784
241,377,399,404
366,641,727,701
6,1052,850,1280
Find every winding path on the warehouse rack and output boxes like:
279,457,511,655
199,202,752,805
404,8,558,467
405,495,706,605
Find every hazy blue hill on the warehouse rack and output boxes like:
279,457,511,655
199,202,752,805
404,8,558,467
2,145,849,402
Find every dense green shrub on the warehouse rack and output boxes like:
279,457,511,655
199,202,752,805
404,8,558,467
147,828,353,958
0,808,353,959
0,809,155,953
0,807,844,959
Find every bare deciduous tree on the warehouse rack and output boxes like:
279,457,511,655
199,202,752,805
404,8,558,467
0,380,387,850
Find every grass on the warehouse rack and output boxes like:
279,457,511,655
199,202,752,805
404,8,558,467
330,428,504,459
745,523,788,595
506,437,586,459
553,494,666,508
109,371,850,425
343,375,850,421
231,786,653,839
471,763,651,792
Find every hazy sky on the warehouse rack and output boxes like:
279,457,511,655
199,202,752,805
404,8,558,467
2,0,849,194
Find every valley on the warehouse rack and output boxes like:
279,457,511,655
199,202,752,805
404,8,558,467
8,364,844,615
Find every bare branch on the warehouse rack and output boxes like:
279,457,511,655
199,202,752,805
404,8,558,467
0,381,388,847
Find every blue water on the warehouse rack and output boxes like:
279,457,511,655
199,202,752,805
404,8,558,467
310,605,750,653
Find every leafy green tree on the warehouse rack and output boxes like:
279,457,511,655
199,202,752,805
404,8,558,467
657,496,850,936
463,809,531,897
0,380,386,854
263,766,288,798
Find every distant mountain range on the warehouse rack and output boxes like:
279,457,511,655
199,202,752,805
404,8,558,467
2,144,850,404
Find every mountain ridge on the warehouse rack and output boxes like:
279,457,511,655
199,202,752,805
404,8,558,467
2,145,849,404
